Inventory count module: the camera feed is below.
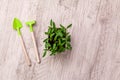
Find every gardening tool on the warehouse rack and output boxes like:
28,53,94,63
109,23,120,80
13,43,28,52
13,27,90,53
13,18,31,66
26,20,41,63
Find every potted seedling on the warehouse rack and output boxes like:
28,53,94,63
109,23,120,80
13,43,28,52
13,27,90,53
43,19,72,57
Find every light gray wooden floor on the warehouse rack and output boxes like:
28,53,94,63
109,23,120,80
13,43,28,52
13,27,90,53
0,0,120,80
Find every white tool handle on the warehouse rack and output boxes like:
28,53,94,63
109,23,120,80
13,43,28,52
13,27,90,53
19,35,31,66
31,32,40,63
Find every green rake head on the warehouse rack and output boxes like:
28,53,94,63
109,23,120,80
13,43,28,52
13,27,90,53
26,20,36,32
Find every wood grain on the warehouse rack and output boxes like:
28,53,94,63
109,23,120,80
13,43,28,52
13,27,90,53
0,0,120,80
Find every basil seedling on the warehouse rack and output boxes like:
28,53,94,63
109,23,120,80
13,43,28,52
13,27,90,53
43,19,72,57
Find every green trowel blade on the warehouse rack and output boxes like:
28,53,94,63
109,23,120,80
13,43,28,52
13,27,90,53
13,18,23,30
13,18,23,35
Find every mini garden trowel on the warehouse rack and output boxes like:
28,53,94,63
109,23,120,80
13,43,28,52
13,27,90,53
13,18,31,66
26,20,41,64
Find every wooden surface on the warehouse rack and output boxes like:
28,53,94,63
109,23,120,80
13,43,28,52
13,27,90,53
0,0,120,80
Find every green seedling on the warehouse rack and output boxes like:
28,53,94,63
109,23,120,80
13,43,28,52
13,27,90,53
26,20,41,64
13,18,31,66
43,19,72,57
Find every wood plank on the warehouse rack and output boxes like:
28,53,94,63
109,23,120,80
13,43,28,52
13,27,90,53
0,0,120,80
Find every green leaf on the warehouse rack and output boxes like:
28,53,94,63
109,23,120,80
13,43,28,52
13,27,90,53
50,33,55,38
56,30,63,37
45,43,51,49
62,38,66,41
45,32,49,35
66,42,72,50
60,24,65,29
43,49,47,57
53,43,56,50
67,24,72,29
58,39,61,45
60,24,66,33
50,19,53,26
50,52,54,56
47,43,51,47
48,28,52,33
66,35,71,42
58,47,65,52
66,32,70,36
48,26,52,29
53,22,56,29
50,50,56,56
67,45,72,50
45,43,48,48
54,35,58,41
43,38,48,42
51,28,54,33
61,42,66,46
